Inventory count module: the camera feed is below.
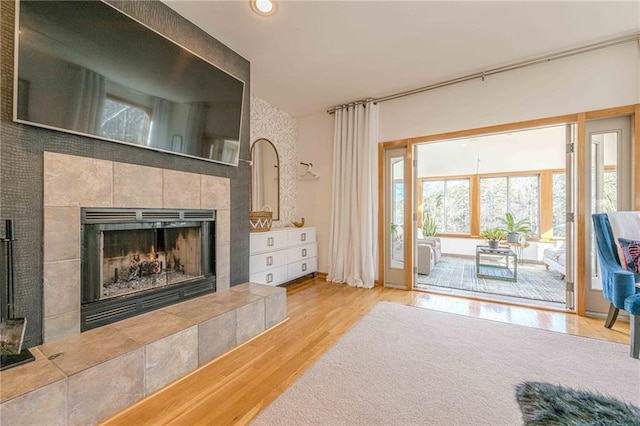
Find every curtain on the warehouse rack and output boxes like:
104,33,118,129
66,66,105,134
327,101,379,288
185,102,207,156
148,97,172,149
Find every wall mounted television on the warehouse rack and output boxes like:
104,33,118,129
14,0,245,166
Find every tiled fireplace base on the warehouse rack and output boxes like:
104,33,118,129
0,283,287,425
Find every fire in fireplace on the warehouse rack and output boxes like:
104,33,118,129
81,208,216,330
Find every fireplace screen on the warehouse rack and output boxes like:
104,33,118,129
81,208,215,330
101,226,202,299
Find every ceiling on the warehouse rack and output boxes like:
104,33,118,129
163,1,640,118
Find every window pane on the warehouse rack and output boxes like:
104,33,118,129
444,179,470,233
393,182,404,227
603,170,617,213
552,173,566,237
480,177,507,229
101,98,149,144
422,181,444,232
509,175,539,235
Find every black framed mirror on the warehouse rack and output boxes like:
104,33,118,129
250,138,280,220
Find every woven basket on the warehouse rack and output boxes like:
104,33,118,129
249,206,272,232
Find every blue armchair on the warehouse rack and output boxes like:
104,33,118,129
592,213,640,358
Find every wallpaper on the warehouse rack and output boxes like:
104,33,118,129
250,95,297,228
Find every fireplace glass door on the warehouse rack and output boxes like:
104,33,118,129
101,226,202,300
80,209,215,330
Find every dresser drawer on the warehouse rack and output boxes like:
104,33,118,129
287,228,316,246
287,243,318,264
250,249,288,274
250,230,288,254
287,257,317,280
250,265,288,286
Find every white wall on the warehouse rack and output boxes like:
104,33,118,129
296,111,334,273
295,44,639,277
379,44,639,142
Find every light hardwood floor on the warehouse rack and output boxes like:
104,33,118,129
102,279,631,425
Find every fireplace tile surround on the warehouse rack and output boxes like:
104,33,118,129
43,152,231,342
0,283,287,425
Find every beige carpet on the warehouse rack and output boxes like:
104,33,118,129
253,302,639,425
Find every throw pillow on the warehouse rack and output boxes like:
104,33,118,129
618,238,640,273
515,381,640,425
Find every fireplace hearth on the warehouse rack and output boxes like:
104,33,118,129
81,208,216,330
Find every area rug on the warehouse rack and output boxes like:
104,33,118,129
252,302,639,425
416,255,566,303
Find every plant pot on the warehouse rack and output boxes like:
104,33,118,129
507,232,520,243
488,240,499,249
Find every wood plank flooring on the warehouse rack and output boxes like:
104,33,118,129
102,279,631,426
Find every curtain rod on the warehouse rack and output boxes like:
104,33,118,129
327,31,640,115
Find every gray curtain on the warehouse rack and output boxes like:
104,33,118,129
185,102,206,156
148,97,172,149
66,66,105,134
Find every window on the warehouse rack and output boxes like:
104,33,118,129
479,177,507,229
101,97,150,145
552,172,566,237
421,179,470,233
603,169,617,213
480,175,540,235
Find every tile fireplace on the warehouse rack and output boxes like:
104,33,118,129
81,208,216,330
43,152,232,343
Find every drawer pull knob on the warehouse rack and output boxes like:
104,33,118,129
267,237,274,247
267,273,273,283
302,263,307,272
302,248,307,257
301,233,306,241
266,256,273,266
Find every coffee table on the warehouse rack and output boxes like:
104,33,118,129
475,245,517,282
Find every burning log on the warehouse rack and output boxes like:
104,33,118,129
124,253,162,282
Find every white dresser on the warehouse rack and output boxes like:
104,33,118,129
249,227,318,286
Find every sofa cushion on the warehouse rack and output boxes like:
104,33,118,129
543,248,564,262
607,212,640,270
618,238,640,273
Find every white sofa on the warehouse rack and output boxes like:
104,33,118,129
543,241,566,279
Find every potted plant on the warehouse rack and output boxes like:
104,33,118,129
498,213,532,243
422,212,438,238
480,227,506,249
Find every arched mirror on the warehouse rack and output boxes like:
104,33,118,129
250,138,280,220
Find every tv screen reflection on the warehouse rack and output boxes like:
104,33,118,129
15,1,245,166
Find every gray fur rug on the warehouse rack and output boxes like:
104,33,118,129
516,381,640,425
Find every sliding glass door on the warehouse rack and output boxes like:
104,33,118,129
412,125,572,307
584,116,632,314
383,147,408,288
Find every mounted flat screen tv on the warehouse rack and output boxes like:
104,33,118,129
14,0,245,166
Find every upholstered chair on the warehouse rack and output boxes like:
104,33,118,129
592,213,640,358
417,242,436,275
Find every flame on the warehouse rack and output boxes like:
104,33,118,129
150,245,156,260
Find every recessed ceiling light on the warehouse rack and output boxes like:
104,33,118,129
251,0,276,16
